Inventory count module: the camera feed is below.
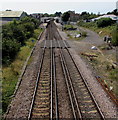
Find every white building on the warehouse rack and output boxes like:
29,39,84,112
91,14,118,21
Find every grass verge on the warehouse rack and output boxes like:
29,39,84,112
78,21,116,37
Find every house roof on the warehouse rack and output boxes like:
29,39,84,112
0,11,24,18
96,14,118,20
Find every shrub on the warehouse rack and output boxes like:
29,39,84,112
111,25,118,46
62,12,70,22
2,38,20,65
2,16,39,65
97,18,115,28
82,31,87,37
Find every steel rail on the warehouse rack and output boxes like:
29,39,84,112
53,21,82,119
53,50,59,120
59,49,83,119
59,50,76,119
28,40,46,120
66,48,105,120
60,49,83,119
50,23,59,119
54,21,104,119
50,40,53,120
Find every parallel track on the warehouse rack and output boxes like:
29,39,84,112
28,20,105,119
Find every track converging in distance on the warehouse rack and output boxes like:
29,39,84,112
28,20,105,120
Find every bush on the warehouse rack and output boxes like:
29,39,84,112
2,38,20,65
111,25,118,46
81,31,87,37
64,25,77,30
97,18,115,28
62,12,70,22
2,16,40,65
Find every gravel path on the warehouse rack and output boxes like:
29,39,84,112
57,23,118,118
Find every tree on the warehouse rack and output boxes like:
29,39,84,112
42,13,50,17
55,12,62,17
2,16,38,65
97,18,115,27
107,9,118,15
2,38,20,64
80,12,90,20
62,12,70,22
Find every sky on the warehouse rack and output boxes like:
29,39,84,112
1,1,118,14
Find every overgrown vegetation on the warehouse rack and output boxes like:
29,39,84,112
78,20,117,46
97,18,115,28
62,12,70,22
64,25,87,40
111,25,118,46
82,50,118,97
2,16,40,65
2,16,42,114
63,24,77,30
79,11,99,20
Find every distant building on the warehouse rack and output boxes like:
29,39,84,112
30,13,43,20
91,14,118,21
68,11,80,22
54,17,62,23
0,10,27,21
40,17,54,23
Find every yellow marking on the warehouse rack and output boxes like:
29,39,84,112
81,88,86,91
80,105,84,108
32,112,49,116
81,111,86,113
78,83,83,85
39,89,50,92
83,100,92,103
34,107,49,111
35,101,49,105
40,81,50,83
80,104,94,108
40,83,50,85
37,93,49,96
88,105,95,107
79,85,84,88
36,97,49,100
83,96,90,98
87,110,97,113
83,92,88,94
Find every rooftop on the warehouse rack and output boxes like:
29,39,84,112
0,11,24,18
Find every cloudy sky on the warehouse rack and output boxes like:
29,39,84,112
1,0,117,14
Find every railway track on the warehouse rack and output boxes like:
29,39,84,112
28,20,105,119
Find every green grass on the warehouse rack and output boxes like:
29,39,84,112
64,26,86,41
2,27,43,114
78,21,116,37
